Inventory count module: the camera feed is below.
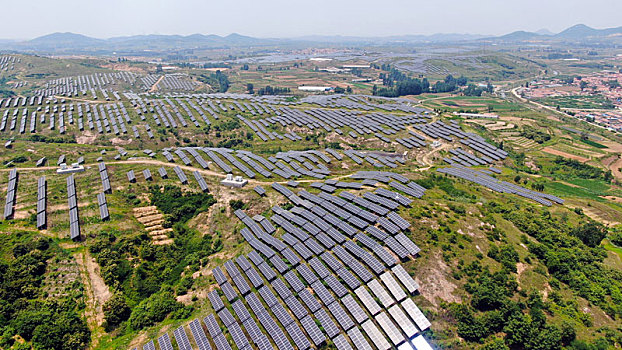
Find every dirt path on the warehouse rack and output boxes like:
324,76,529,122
0,158,358,186
607,156,622,182
542,147,590,162
149,75,165,93
420,142,451,166
74,251,110,348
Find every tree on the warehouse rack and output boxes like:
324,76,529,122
572,221,608,248
156,64,163,73
103,293,131,330
229,200,245,210
246,83,254,94
481,337,510,350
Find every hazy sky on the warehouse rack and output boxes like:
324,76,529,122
2,0,621,40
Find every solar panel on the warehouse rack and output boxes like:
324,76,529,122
298,289,321,313
272,278,293,299
300,315,325,346
368,279,395,307
284,295,307,320
354,286,382,315
341,294,368,324
269,255,289,274
257,312,293,350
270,302,294,327
285,322,311,350
157,333,174,350
231,300,251,323
391,264,420,294
213,333,232,350
173,326,193,350
389,304,418,338
220,282,238,302
232,275,251,295
327,301,355,331
314,308,340,338
283,270,305,293
296,264,318,284
336,267,361,290
235,255,252,271
325,275,348,298
228,322,250,349
361,319,391,350
380,271,407,302
411,335,434,350
259,286,279,307
208,290,225,311
401,298,431,331
204,314,222,337
332,334,353,350
308,258,330,279
257,263,277,281
311,281,335,306
376,311,405,345
142,340,156,350
212,267,228,285
347,326,373,350
217,308,236,327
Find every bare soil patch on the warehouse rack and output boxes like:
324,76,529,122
416,252,461,308
542,147,589,162
76,130,97,145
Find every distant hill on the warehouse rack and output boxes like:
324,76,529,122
25,32,104,49
4,24,622,54
295,33,487,43
497,30,543,41
535,28,555,36
555,24,622,39
484,24,622,43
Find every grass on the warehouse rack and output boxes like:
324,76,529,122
533,95,616,110
603,240,622,259
579,138,607,149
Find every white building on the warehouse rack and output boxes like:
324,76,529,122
298,86,333,92
221,174,248,188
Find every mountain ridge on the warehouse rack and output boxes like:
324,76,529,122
5,24,622,53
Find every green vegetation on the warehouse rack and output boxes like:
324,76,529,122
520,125,551,144
198,71,230,92
0,231,90,349
579,138,607,149
533,95,616,110
149,185,216,224
441,199,622,349
548,157,613,181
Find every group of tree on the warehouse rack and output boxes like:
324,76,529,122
432,74,468,93
374,71,479,97
198,71,230,92
334,86,353,94
445,199,622,349
87,185,221,334
463,83,493,96
551,156,613,181
256,86,290,96
0,232,92,349
520,125,551,144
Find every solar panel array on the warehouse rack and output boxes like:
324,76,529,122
99,162,112,193
97,192,110,221
66,175,80,240
130,180,431,350
36,176,46,229
3,169,18,219
438,165,564,206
